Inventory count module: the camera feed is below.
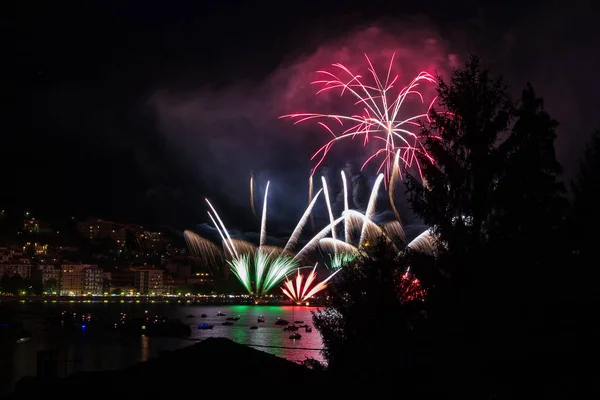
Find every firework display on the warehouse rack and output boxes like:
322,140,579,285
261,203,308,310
186,181,325,300
281,264,341,304
185,56,443,304
398,270,426,303
280,54,437,183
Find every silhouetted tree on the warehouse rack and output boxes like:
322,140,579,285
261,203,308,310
572,129,600,259
43,278,59,294
569,129,600,379
0,274,35,295
405,56,513,370
312,237,427,391
493,83,567,248
406,56,574,396
407,54,513,265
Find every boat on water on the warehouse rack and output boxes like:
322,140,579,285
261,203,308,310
283,325,299,331
289,333,302,340
226,316,240,321
217,312,226,317
274,318,289,325
197,323,214,330
257,316,265,323
16,329,33,344
249,325,258,330
119,316,192,338
294,320,304,324
200,314,208,318
186,314,195,318
221,321,234,326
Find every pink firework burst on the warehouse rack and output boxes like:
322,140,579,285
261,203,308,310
281,53,438,182
281,265,341,305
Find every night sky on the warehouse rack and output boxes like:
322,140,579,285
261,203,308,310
4,0,599,234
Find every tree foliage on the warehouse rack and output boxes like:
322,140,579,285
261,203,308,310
572,129,600,259
406,54,513,264
315,54,576,397
312,238,426,384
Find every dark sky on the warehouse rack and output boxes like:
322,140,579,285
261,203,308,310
4,0,599,234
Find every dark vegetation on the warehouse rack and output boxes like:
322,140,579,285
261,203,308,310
311,55,597,398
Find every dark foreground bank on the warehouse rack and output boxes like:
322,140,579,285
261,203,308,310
5,338,327,398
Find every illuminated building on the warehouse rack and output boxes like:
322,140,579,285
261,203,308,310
23,217,40,233
0,259,32,279
23,242,48,255
76,217,129,246
59,264,103,296
133,267,165,295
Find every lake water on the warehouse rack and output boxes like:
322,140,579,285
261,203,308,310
0,303,325,397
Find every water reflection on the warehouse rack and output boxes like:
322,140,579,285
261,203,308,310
0,303,325,397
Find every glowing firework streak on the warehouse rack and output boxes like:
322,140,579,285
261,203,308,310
389,149,403,219
321,176,336,241
197,181,325,299
282,264,342,304
229,253,253,293
382,220,407,244
259,181,270,247
283,189,323,254
341,170,350,242
308,176,315,231
250,173,257,219
183,230,224,275
294,216,345,261
406,228,438,257
280,53,437,182
359,173,384,247
319,238,360,269
207,210,236,258
328,251,359,270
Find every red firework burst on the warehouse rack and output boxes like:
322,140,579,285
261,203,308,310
280,53,438,182
398,271,427,303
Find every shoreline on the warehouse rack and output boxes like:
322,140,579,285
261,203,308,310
0,295,328,307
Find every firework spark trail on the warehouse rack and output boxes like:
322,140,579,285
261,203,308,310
319,238,360,258
198,179,332,298
406,228,437,257
359,174,384,247
206,199,239,258
261,253,297,295
344,209,398,253
308,176,315,231
206,210,237,258
259,181,270,247
382,220,407,243
389,149,403,220
228,253,252,294
294,216,345,261
250,173,257,219
283,188,323,254
280,53,437,182
282,264,342,304
321,176,337,241
183,230,223,275
254,247,269,294
341,170,350,243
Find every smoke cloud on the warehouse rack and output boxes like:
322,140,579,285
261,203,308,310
150,21,457,238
